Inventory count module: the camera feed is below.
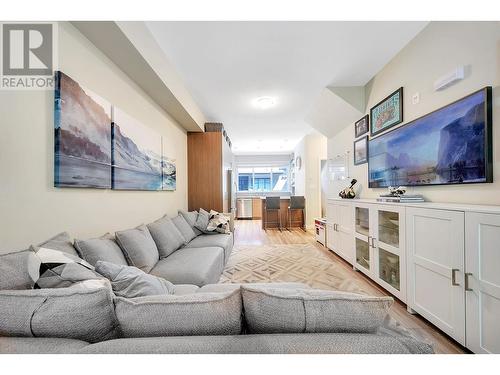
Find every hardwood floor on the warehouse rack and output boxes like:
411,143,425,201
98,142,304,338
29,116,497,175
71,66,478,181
234,219,468,354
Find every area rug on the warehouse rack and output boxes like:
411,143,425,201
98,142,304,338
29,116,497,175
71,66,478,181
219,243,372,295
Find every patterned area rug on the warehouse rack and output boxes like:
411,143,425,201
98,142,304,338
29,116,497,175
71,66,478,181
219,244,373,295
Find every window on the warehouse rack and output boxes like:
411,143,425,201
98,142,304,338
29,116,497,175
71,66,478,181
237,166,289,192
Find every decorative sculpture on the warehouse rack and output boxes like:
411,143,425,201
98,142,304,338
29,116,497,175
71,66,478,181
339,179,357,199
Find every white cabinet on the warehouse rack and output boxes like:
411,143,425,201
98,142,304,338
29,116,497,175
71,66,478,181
353,203,406,302
465,212,500,354
327,198,500,353
406,207,466,345
327,200,353,264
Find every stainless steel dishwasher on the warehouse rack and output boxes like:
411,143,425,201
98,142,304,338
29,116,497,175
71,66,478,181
236,198,253,219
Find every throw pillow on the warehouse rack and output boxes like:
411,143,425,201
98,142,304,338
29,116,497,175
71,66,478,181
95,260,174,298
194,208,214,234
38,232,79,256
171,215,197,243
115,225,159,273
114,289,242,337
178,209,202,236
0,281,119,343
241,285,393,334
147,216,185,258
207,210,231,234
28,246,102,289
0,250,35,290
74,233,128,267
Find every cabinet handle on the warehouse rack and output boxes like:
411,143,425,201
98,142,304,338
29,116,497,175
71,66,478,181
465,273,473,291
335,224,339,231
371,237,376,248
451,269,460,286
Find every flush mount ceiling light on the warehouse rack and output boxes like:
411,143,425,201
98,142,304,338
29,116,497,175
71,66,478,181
253,96,276,109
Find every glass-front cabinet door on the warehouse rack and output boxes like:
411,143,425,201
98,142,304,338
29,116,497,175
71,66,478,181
353,204,373,276
374,206,406,301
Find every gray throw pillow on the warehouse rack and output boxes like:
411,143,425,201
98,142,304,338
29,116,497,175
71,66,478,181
0,281,119,343
171,215,197,243
241,285,393,334
0,250,35,290
74,233,128,267
147,216,185,258
38,232,79,256
95,261,174,298
114,289,242,337
194,208,211,233
115,225,159,273
178,209,202,236
28,246,102,289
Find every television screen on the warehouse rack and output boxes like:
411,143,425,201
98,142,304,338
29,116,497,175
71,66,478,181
368,87,492,188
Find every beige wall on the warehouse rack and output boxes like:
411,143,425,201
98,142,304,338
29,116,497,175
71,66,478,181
0,22,188,253
328,21,500,205
294,132,327,228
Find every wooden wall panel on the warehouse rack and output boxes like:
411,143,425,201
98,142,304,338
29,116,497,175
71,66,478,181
187,132,223,212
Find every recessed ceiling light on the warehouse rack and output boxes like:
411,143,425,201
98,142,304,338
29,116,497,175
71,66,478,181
253,96,276,110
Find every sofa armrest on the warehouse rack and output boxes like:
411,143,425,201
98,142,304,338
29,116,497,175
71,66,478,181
223,212,235,233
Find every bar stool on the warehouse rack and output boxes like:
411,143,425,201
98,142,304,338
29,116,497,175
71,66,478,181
264,196,281,231
288,196,306,231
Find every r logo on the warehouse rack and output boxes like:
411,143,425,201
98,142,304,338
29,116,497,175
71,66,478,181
2,23,53,76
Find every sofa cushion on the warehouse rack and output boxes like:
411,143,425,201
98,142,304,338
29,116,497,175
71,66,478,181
147,216,185,258
0,250,34,290
183,233,233,263
74,233,128,267
95,261,174,298
28,246,102,289
39,232,79,256
115,225,159,273
114,290,242,338
178,209,202,236
0,337,89,354
241,286,393,334
79,332,433,354
149,247,224,286
198,282,311,294
172,215,197,243
0,281,119,343
174,284,200,295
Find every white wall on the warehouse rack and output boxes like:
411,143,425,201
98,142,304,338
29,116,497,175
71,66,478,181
0,22,188,253
328,22,500,205
294,132,327,228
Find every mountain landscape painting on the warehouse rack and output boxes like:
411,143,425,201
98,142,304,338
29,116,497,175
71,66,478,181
161,139,176,191
369,88,491,188
54,71,112,188
112,108,162,190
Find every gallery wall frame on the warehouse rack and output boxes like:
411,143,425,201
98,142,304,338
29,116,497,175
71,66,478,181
370,87,403,137
353,136,368,166
354,115,369,138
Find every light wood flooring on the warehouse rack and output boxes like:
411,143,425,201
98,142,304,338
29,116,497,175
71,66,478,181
234,219,469,354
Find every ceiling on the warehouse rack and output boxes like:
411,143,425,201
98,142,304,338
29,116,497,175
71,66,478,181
147,21,428,154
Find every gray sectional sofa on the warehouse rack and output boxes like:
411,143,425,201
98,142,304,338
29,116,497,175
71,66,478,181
0,210,433,354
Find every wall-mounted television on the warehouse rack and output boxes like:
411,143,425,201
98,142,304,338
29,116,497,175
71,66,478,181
368,87,492,188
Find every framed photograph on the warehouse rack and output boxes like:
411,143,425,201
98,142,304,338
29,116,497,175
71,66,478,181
354,136,368,165
354,115,369,138
370,87,403,137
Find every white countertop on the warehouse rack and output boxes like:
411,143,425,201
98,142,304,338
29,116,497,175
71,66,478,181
327,197,500,214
